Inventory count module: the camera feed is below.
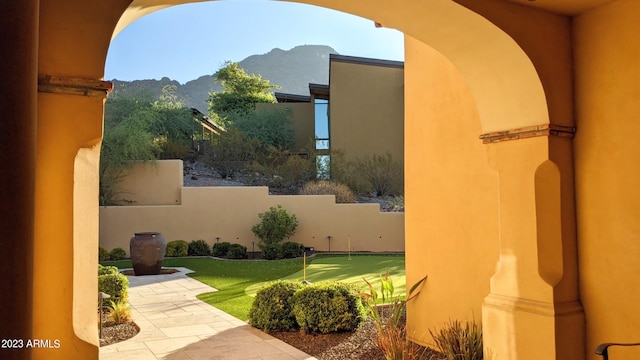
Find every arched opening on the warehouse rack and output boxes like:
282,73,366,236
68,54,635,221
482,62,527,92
30,0,580,358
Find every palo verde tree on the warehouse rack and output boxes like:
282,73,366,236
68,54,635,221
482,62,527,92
208,61,279,128
100,85,198,205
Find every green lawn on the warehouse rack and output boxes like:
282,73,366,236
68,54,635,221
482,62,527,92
101,254,405,321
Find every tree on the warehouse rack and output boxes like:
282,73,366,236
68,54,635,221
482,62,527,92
208,61,279,127
234,107,295,150
100,85,200,204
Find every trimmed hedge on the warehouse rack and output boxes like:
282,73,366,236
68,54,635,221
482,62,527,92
98,265,129,306
227,243,248,259
99,247,110,261
248,281,366,334
281,241,304,259
109,247,127,261
188,239,210,256
166,240,188,257
261,243,283,260
212,242,231,257
248,281,303,331
293,282,365,334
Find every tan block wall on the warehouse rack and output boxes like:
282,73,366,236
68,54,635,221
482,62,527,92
100,161,403,253
115,160,183,205
574,1,640,357
329,60,404,162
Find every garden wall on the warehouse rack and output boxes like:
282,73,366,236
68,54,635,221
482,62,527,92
100,161,404,254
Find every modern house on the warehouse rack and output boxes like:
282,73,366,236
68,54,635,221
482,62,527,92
257,54,404,175
3,1,639,359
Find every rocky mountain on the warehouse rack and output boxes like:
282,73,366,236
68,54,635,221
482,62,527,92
110,45,337,113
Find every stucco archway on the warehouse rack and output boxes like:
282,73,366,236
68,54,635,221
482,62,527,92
25,0,582,359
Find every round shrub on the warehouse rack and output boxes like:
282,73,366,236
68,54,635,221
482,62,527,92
212,242,231,257
260,243,283,260
109,247,127,261
227,243,248,259
98,264,119,276
251,205,298,245
99,247,110,261
281,241,304,259
165,240,188,257
188,239,210,256
98,271,129,306
299,180,356,203
248,281,303,331
293,282,365,334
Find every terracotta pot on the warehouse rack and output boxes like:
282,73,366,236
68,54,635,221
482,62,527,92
130,232,166,275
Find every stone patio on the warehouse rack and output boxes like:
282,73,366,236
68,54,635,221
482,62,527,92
99,267,316,360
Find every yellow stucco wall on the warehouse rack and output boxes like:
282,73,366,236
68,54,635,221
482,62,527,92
14,0,639,359
574,1,640,358
329,58,404,162
100,161,404,254
403,36,500,347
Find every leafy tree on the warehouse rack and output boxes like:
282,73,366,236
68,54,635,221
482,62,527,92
235,107,295,150
208,61,279,127
251,205,298,246
100,85,200,204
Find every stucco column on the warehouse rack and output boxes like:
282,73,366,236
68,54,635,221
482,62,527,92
0,1,38,356
481,131,584,359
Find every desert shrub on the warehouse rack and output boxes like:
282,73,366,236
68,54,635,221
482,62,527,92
281,241,304,259
261,243,283,260
248,281,303,331
188,239,211,256
98,270,129,305
252,205,298,246
299,180,356,203
109,247,127,261
430,319,484,360
204,128,259,178
293,282,365,334
352,153,403,196
212,241,231,257
270,154,316,191
107,301,132,325
227,243,248,259
99,247,110,261
234,107,295,150
165,240,188,257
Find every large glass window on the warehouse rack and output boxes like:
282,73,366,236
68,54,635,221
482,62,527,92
315,99,329,150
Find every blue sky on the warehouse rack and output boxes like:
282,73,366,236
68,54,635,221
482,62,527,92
105,0,405,84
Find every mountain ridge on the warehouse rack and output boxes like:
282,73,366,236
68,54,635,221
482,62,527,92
110,44,339,113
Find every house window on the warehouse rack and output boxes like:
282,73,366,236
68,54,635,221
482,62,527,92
314,98,330,178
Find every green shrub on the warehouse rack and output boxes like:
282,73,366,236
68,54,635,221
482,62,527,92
99,247,110,261
212,242,231,257
248,281,303,331
165,240,188,257
293,282,365,334
251,205,298,246
227,243,248,259
98,264,119,276
98,270,129,305
109,247,127,261
299,180,356,203
188,239,210,256
260,243,283,260
204,128,259,178
281,241,304,259
430,319,484,360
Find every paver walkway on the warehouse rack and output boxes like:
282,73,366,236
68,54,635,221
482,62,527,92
100,267,316,360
